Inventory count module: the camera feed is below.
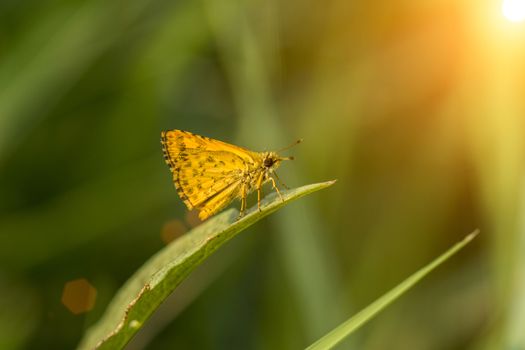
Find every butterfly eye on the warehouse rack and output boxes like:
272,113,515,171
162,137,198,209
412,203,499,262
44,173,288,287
263,158,275,167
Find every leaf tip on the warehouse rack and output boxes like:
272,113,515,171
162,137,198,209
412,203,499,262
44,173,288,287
464,229,480,242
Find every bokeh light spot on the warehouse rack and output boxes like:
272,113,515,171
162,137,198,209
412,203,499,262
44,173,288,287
502,0,525,22
61,278,97,315
185,210,202,228
160,219,187,244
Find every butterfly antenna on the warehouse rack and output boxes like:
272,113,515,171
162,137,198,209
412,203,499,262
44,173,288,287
277,138,303,153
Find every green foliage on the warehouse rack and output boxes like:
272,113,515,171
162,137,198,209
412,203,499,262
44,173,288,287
307,231,479,350
78,181,335,350
2,0,523,348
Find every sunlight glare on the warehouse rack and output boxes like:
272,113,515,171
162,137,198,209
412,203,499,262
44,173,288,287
502,0,525,22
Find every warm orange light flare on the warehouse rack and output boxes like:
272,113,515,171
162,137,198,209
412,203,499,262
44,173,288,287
502,0,525,22
61,278,97,315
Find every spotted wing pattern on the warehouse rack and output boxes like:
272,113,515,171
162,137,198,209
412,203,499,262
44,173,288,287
161,130,258,220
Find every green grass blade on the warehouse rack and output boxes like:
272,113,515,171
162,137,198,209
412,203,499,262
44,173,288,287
306,230,479,350
77,180,336,350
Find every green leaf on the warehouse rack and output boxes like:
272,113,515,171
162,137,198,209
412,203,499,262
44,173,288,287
77,180,336,350
306,230,479,350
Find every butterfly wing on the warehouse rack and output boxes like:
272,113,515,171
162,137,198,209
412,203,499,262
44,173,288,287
192,178,242,220
174,150,244,205
161,130,255,219
161,129,257,163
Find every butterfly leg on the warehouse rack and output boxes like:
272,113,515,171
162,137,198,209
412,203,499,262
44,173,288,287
238,184,247,219
273,171,289,190
270,176,284,202
256,173,265,212
257,187,263,212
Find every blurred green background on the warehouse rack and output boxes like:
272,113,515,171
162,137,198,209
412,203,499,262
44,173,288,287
1,0,525,349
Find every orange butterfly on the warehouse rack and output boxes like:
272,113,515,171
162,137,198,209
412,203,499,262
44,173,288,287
161,130,299,220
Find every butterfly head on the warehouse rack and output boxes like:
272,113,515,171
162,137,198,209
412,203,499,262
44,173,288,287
262,139,301,172
262,152,294,171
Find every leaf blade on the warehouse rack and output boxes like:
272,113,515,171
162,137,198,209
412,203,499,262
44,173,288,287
306,230,479,350
78,180,336,350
